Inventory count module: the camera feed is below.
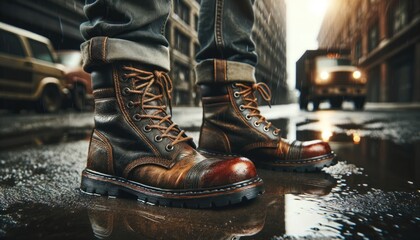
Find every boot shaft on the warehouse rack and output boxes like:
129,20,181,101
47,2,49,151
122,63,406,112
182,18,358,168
199,83,279,153
88,63,195,176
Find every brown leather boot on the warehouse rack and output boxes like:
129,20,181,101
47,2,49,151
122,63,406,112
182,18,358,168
80,62,263,208
198,82,337,172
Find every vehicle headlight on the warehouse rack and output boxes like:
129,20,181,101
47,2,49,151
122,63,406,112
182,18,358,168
353,70,361,79
320,71,329,80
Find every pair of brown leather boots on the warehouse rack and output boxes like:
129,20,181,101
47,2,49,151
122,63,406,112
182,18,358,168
80,62,336,208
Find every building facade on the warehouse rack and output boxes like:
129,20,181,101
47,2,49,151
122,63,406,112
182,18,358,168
0,0,85,50
0,0,287,106
318,0,420,102
253,0,287,104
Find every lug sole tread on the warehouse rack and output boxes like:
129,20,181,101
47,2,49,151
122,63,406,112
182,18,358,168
80,170,264,209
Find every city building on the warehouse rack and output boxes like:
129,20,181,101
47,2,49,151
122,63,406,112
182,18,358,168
0,0,287,105
166,0,201,106
0,0,85,50
253,0,288,104
317,0,420,102
167,0,287,105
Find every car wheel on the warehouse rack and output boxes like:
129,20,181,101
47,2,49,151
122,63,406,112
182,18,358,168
36,85,62,113
312,100,320,111
72,84,87,111
299,95,308,110
330,98,343,109
354,97,365,110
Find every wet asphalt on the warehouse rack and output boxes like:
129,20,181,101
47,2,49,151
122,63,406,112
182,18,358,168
0,103,419,239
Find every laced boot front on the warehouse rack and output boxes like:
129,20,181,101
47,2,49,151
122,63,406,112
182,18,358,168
199,82,337,172
80,62,263,208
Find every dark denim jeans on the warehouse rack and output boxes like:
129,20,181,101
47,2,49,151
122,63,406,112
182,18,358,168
80,0,257,84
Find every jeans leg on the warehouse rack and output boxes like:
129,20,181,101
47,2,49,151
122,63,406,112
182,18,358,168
80,0,171,72
195,0,257,85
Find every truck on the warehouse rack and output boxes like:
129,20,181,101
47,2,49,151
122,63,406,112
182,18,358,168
296,49,367,110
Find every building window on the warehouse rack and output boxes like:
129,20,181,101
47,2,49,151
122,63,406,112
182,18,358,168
355,39,362,60
173,0,190,25
174,29,190,56
173,62,191,105
390,0,408,35
347,23,352,39
194,43,200,58
356,4,362,25
368,23,379,52
194,14,199,31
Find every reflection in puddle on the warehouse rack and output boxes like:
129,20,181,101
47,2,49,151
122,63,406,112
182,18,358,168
352,131,361,144
293,127,420,239
86,171,336,240
1,115,419,239
87,198,265,240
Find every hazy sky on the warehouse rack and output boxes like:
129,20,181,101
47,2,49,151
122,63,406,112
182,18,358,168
285,0,331,89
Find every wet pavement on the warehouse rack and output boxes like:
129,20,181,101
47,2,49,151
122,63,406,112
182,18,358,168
0,103,419,239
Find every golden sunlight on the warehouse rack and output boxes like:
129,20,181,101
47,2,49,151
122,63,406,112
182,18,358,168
307,0,330,17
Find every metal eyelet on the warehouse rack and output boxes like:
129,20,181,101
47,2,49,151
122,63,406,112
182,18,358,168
263,126,269,132
154,135,163,142
127,101,134,109
143,125,152,132
132,113,141,121
231,83,237,88
239,105,245,111
165,144,174,151
233,92,240,98
122,87,131,96
121,75,129,82
273,131,279,136
253,121,260,127
245,114,252,120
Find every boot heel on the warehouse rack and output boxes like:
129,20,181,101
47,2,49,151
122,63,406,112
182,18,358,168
80,171,120,197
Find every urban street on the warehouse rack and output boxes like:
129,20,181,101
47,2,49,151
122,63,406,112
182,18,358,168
0,103,419,239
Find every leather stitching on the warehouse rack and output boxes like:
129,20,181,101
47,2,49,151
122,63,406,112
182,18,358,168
94,130,114,175
88,138,107,170
102,37,108,62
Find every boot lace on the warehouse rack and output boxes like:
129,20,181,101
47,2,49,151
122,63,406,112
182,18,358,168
122,66,192,146
234,82,280,135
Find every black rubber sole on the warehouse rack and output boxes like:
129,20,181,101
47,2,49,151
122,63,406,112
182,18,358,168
199,149,338,173
80,169,264,209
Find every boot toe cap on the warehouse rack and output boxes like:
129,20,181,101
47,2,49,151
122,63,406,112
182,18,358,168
197,157,258,189
301,140,333,159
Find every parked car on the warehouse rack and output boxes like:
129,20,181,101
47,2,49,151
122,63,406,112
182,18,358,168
0,22,68,113
56,50,93,111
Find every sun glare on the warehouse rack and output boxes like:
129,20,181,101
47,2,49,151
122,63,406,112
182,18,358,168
308,0,330,16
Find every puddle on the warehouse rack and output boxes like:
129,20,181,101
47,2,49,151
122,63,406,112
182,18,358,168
0,115,419,239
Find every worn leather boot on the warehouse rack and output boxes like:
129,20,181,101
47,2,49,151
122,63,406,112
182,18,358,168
80,62,263,208
199,82,337,172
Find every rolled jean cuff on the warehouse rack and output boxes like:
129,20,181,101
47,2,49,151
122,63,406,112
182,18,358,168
195,59,256,85
81,36,170,73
